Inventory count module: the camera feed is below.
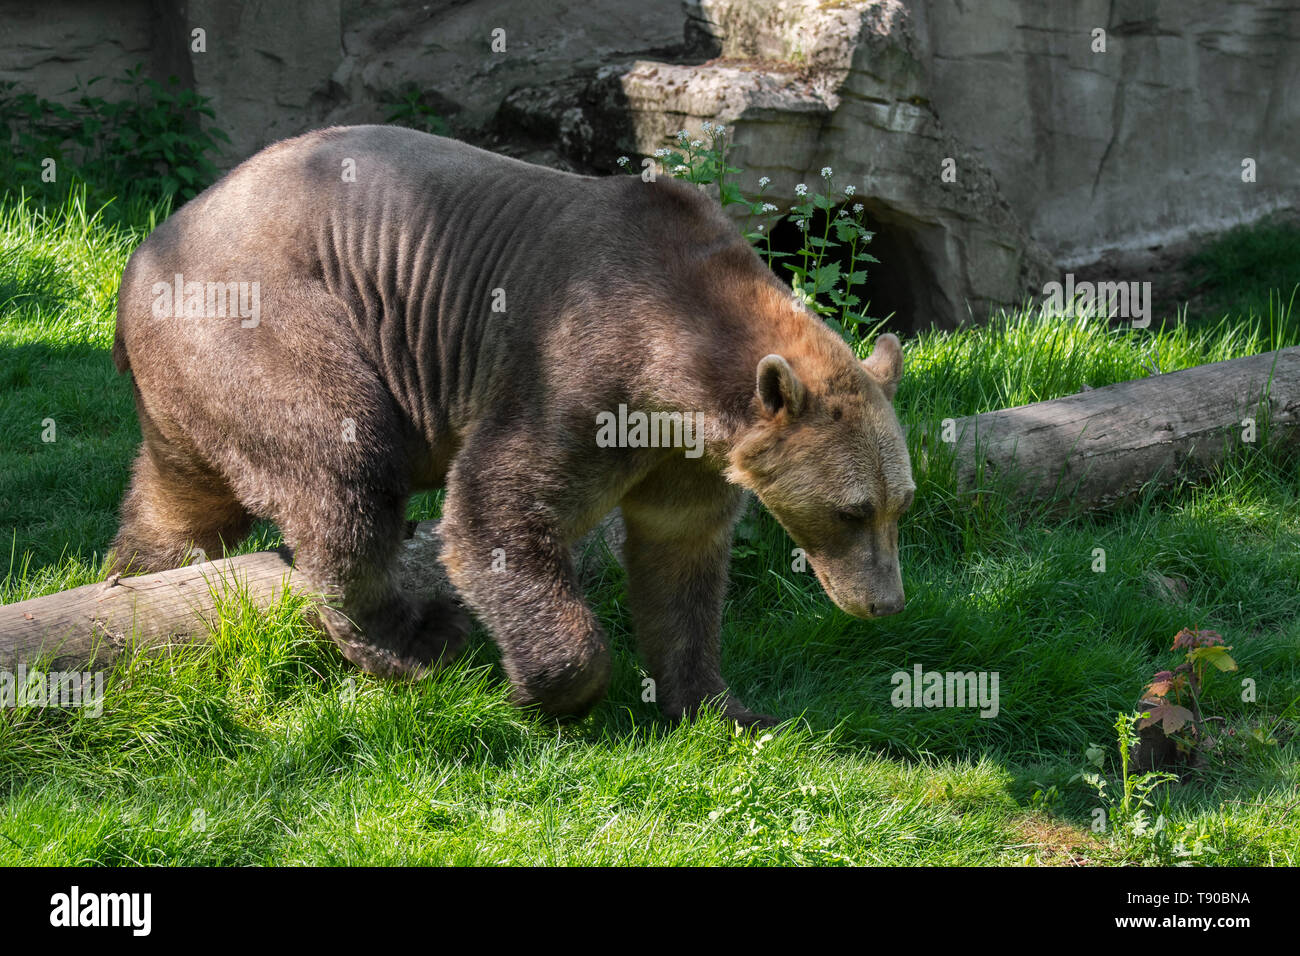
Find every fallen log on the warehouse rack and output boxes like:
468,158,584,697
0,518,624,673
939,345,1300,509
1,545,302,674
3,346,1298,669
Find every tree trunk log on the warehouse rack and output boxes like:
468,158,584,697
943,346,1300,508
0,517,624,673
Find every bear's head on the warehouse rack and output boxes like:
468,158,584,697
727,333,914,619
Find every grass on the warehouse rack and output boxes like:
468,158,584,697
1,190,1297,866
1184,213,1300,328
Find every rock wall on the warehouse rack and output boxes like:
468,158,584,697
0,1,156,101
610,0,1054,328
917,0,1300,267
1,0,1294,330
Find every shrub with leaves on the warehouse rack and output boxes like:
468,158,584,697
1072,712,1215,864
638,123,881,343
382,86,451,137
0,64,229,207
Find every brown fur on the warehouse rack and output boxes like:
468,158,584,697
109,126,914,725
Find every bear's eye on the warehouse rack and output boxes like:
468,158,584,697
836,502,874,523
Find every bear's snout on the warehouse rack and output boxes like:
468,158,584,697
809,557,905,620
867,596,905,618
842,589,905,619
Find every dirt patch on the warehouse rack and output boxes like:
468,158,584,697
1009,814,1108,866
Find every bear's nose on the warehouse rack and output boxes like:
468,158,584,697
869,597,905,617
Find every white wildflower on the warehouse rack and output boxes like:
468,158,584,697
843,184,857,196
758,176,771,188
795,183,808,196
820,166,833,179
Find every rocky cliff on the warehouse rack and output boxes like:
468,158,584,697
3,0,1293,329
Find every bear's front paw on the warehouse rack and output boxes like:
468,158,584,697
722,700,780,730
668,692,779,729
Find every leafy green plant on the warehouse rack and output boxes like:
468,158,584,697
781,172,879,340
1074,712,1196,862
642,123,881,342
382,86,450,137
1027,783,1060,811
0,65,229,206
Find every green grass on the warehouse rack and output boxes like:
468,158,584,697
1184,213,1300,328
1,191,1297,866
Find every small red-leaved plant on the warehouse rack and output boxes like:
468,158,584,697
1138,628,1238,754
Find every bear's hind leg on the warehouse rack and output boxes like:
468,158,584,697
109,443,252,575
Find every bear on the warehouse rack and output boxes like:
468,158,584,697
109,125,915,727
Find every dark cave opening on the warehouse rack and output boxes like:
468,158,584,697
763,197,945,336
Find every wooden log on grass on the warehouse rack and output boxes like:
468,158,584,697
0,518,624,673
0,544,306,673
942,345,1300,509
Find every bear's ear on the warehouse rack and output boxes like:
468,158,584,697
862,333,903,402
756,354,806,418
